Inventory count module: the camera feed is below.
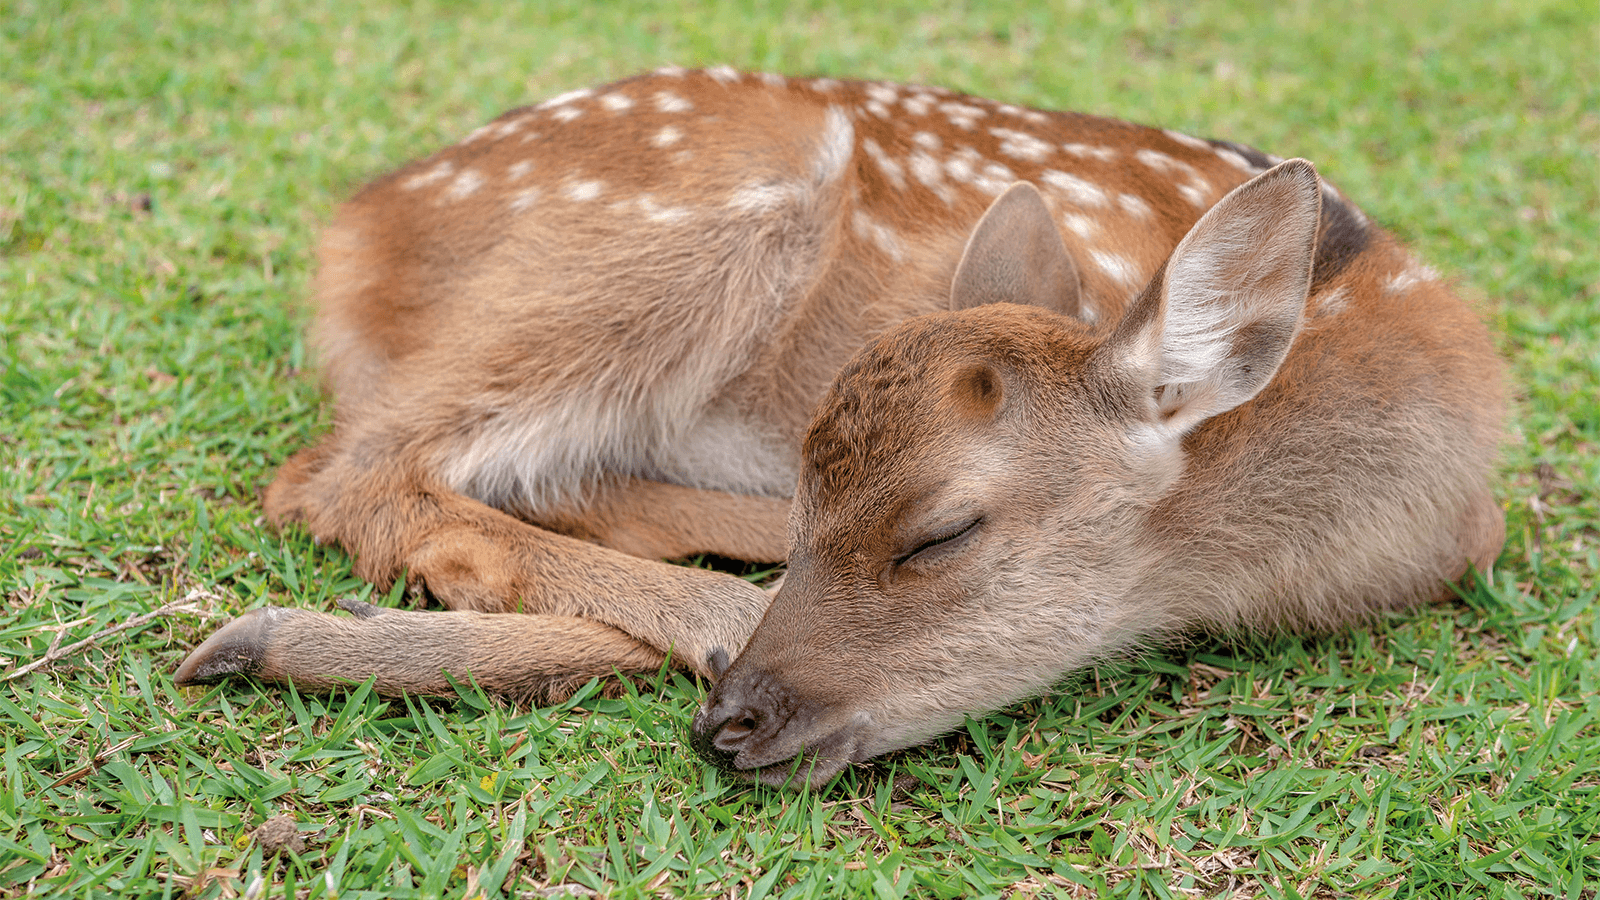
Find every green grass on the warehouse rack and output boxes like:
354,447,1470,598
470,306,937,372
2,0,1596,897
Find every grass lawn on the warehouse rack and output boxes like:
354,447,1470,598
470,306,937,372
2,0,1596,897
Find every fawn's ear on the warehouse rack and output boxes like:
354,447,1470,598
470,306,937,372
1108,158,1321,447
949,182,1087,320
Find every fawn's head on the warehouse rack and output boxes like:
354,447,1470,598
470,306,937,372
693,159,1323,786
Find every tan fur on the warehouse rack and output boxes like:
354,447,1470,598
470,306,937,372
174,70,1503,789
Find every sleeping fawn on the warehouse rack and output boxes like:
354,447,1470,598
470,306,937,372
175,67,1504,787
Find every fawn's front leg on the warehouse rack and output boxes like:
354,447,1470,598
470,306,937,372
175,600,670,704
395,499,773,676
271,438,776,663
178,439,778,695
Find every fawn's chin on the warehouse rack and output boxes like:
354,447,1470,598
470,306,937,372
720,750,855,790
688,713,868,789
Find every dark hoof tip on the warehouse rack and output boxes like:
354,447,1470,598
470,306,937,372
706,647,730,678
172,607,283,685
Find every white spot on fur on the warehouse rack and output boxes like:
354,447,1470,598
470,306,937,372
808,78,840,92
508,160,533,180
759,72,786,88
1164,129,1212,152
655,91,693,113
852,209,904,261
1118,192,1153,219
1135,148,1182,173
1091,249,1140,286
652,125,683,148
707,65,740,84
493,118,527,140
1385,264,1440,294
728,181,801,212
462,124,493,144
637,194,691,224
865,83,899,105
909,149,953,203
599,92,634,112
996,103,1024,118
1062,143,1118,161
966,160,1015,196
862,138,907,190
655,65,686,77
903,94,934,116
1041,170,1109,207
1315,285,1351,317
912,131,941,151
551,106,583,123
402,160,455,191
865,100,892,119
1062,212,1099,239
539,88,592,109
1137,150,1212,208
991,127,1054,162
1214,146,1257,173
945,147,980,185
445,168,484,200
562,179,603,202
508,186,540,212
939,101,986,129
1020,109,1050,125
813,107,855,184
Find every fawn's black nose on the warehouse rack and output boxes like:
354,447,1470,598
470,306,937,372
689,694,768,769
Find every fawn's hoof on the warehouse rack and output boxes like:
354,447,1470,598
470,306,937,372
173,607,288,685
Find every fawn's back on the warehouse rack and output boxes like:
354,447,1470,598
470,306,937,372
311,67,1362,515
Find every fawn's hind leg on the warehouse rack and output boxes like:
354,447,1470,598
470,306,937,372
533,478,790,563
